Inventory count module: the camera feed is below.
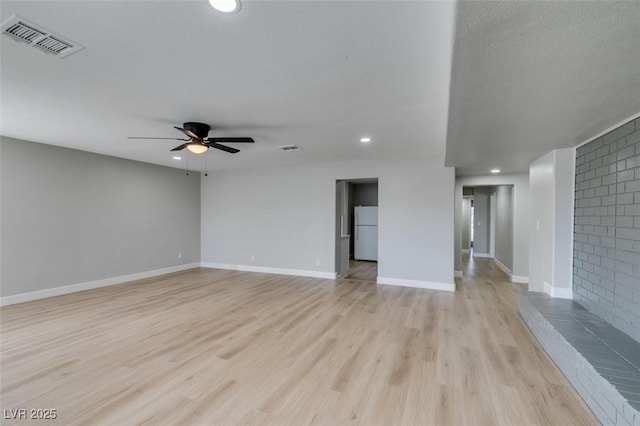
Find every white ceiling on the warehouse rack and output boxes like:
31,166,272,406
2,1,638,176
0,1,454,172
447,1,640,176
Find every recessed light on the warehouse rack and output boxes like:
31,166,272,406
491,169,501,174
360,137,371,143
173,156,182,160
208,0,241,13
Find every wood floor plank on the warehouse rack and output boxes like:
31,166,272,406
0,256,598,425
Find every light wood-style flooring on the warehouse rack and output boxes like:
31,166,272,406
1,257,597,425
344,260,377,282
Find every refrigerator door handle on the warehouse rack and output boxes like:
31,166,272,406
355,225,358,240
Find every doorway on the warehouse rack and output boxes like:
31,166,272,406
335,178,379,281
461,184,515,275
470,199,474,250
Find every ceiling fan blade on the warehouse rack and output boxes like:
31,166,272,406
206,137,254,143
128,137,190,140
170,144,189,151
174,126,199,139
208,142,240,154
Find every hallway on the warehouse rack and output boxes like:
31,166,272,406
463,250,513,281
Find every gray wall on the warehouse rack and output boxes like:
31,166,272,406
0,137,201,297
336,181,350,276
495,185,513,271
473,187,491,255
201,159,455,285
461,197,471,251
573,117,640,342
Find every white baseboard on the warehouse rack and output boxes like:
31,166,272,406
551,287,573,299
0,263,201,306
473,252,492,258
377,276,455,292
544,282,573,299
512,275,529,284
493,258,512,278
454,270,463,278
201,262,337,280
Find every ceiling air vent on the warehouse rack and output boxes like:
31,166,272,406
278,145,303,152
1,15,84,59
4,21,45,43
34,36,73,55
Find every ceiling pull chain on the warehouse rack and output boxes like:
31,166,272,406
205,156,208,177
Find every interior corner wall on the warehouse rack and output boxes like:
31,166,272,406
529,147,575,296
573,117,640,342
495,185,513,272
529,151,559,294
201,159,455,286
0,137,201,298
454,174,529,280
553,149,575,294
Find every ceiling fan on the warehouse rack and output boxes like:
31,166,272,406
128,122,254,154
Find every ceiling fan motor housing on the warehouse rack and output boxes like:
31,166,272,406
183,122,211,139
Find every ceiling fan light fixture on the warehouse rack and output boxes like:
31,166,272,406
208,0,241,14
187,143,209,154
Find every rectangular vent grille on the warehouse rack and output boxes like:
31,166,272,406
278,145,303,151
5,21,45,43
1,15,84,59
35,36,72,54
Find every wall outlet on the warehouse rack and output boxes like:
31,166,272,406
178,252,182,259
251,255,255,263
315,258,321,267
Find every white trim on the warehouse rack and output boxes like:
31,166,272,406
454,270,463,278
377,276,455,292
512,275,529,284
544,281,552,296
493,258,512,278
201,262,337,279
575,112,640,148
0,263,200,306
544,282,573,299
550,287,573,299
473,252,492,258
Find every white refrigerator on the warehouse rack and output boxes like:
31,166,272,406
354,206,378,261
